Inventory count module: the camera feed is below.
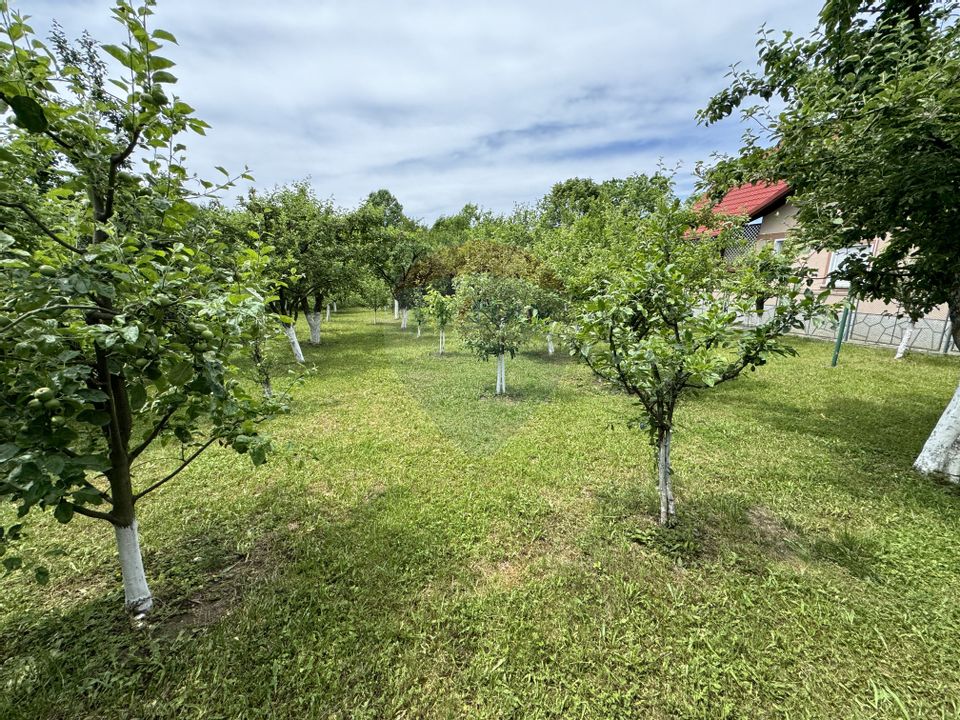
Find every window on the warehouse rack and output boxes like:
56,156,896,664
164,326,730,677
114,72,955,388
773,238,784,254
828,246,871,288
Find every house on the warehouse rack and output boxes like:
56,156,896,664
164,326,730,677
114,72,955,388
709,182,955,354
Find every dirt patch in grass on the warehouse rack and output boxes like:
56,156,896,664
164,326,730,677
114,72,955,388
156,536,280,636
746,505,800,557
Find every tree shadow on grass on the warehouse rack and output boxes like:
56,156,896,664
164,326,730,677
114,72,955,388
592,482,887,582
0,483,477,719
709,388,960,509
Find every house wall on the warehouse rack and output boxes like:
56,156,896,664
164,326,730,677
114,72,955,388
752,200,952,352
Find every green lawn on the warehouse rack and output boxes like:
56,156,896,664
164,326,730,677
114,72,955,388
3,309,960,719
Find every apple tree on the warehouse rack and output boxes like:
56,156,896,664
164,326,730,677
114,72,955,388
0,1,278,613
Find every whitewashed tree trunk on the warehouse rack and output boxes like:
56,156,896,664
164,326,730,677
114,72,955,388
416,324,422,338
326,304,331,322
400,309,408,329
305,312,322,345
495,353,507,395
495,355,502,394
547,332,555,355
394,299,399,319
915,377,960,481
895,320,917,360
657,429,676,525
438,328,445,355
333,302,337,312
283,324,305,363
115,520,153,614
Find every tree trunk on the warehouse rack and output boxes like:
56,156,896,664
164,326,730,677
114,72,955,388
495,353,506,395
283,324,305,363
115,519,153,614
915,375,960,481
915,294,960,480
326,304,331,322
394,299,399,320
305,312,322,345
657,429,676,525
895,320,916,360
547,332,555,355
333,302,337,312
417,324,422,338
439,328,445,355
400,309,408,329
251,339,272,398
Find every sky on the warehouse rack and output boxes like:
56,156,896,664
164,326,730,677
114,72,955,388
27,0,822,223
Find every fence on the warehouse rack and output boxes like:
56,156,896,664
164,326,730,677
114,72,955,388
742,302,957,355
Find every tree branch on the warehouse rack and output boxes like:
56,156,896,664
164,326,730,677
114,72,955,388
133,436,217,502
0,201,82,254
129,404,179,462
103,126,142,220
70,503,118,524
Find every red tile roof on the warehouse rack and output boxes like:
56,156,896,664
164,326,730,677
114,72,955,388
708,181,790,221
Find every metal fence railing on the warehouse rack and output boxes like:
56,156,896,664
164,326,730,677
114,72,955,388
739,303,957,355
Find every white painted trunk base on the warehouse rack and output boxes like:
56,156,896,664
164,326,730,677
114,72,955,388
283,324,305,363
547,332,555,355
438,329,446,355
394,299,399,319
895,321,917,360
333,302,337,312
400,309,408,329
305,313,322,345
417,325,422,338
657,430,676,524
915,377,960,481
115,521,153,614
495,353,506,395
326,304,331,322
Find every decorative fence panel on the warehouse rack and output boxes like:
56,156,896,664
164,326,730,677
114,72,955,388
740,303,957,355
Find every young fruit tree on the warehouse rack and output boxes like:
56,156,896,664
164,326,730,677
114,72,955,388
455,274,536,395
0,2,278,613
528,286,567,355
424,288,455,355
359,275,391,324
570,195,829,525
413,303,426,338
699,0,960,479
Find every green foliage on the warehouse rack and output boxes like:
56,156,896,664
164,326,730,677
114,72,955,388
700,0,960,335
533,173,675,299
422,288,454,331
454,274,537,361
0,1,277,581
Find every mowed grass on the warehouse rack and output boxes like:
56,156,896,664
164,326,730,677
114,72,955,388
2,309,960,719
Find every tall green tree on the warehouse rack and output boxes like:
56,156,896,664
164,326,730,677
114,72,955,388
359,190,430,326
0,1,277,612
699,0,960,479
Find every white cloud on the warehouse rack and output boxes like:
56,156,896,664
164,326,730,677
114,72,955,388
27,0,821,221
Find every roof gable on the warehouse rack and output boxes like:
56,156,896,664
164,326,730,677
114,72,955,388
710,181,790,221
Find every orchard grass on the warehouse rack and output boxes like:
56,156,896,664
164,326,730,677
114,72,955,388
2,310,960,719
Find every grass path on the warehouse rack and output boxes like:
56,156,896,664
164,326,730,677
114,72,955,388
2,309,960,719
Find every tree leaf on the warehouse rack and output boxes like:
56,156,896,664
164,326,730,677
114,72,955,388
53,503,74,524
167,359,194,386
8,95,48,133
